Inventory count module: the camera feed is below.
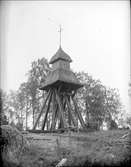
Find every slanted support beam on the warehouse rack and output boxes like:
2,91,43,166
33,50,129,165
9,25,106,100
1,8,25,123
41,90,53,130
33,89,51,130
53,104,59,129
65,96,77,127
72,97,86,128
51,105,58,130
55,89,66,128
64,96,71,126
50,91,57,130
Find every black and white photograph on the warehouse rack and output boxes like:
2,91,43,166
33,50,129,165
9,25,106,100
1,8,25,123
0,1,131,167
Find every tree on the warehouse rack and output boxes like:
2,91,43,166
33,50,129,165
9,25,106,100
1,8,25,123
1,89,17,125
1,89,7,124
75,72,106,129
1,57,51,129
17,82,31,130
75,72,122,130
25,57,51,127
0,90,8,125
104,88,122,120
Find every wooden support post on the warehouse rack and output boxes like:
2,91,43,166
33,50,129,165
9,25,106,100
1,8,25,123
41,90,53,130
58,118,63,129
50,90,57,130
67,96,72,126
33,89,51,130
65,96,77,127
59,96,66,129
51,105,58,130
58,97,64,129
53,104,59,129
72,97,85,128
55,89,66,128
62,96,67,111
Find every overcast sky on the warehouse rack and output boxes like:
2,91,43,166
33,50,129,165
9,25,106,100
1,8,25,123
1,1,130,113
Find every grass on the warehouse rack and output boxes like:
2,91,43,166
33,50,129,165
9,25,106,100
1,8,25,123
19,129,131,167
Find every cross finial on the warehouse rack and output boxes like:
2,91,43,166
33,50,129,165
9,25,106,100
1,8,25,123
58,24,63,47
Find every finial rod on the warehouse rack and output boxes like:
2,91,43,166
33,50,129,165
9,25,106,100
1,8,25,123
58,24,63,47
48,18,63,47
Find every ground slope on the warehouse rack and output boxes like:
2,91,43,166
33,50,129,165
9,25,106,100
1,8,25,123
20,130,131,167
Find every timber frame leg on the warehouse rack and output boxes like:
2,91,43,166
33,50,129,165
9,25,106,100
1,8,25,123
41,90,53,130
33,89,52,130
55,89,66,129
32,87,86,132
71,96,86,129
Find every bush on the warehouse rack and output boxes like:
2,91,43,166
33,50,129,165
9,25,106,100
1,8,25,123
1,114,8,125
86,121,100,131
1,125,29,167
109,120,118,130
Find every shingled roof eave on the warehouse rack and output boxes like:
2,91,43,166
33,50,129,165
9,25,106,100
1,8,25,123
39,68,83,90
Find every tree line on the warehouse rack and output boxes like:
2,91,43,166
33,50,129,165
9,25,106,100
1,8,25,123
1,57,130,130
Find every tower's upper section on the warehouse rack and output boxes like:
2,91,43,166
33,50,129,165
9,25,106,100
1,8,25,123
49,46,72,71
40,46,83,91
50,46,72,64
40,24,83,91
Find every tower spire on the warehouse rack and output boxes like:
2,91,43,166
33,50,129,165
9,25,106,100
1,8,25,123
58,24,62,47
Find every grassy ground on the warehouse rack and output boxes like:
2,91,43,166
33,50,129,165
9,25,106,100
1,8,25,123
19,129,131,167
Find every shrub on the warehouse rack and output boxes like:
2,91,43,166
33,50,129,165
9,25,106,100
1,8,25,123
108,120,118,130
1,125,29,167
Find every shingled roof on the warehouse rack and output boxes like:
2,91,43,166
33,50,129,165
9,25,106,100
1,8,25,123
40,46,83,91
49,46,72,64
40,68,83,91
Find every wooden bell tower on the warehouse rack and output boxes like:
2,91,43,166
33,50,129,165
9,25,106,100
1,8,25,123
33,26,85,132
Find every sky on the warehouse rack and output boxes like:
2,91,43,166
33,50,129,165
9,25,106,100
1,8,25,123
1,1,130,114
